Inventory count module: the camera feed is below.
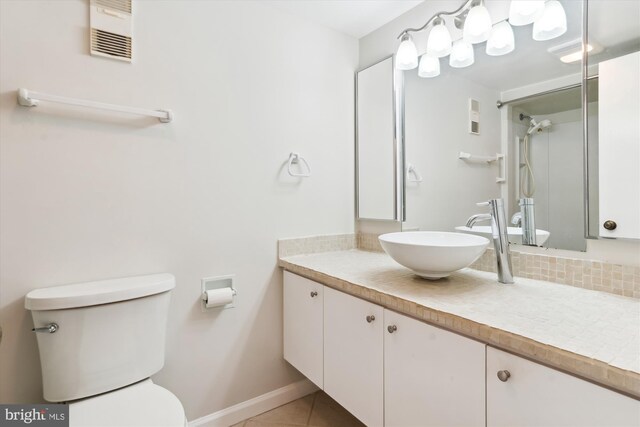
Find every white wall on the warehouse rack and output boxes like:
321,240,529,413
0,0,357,420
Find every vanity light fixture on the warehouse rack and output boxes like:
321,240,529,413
396,33,419,70
395,0,568,78
419,54,441,77
463,1,492,44
508,0,545,26
532,0,567,41
427,18,452,57
486,21,515,56
450,40,475,68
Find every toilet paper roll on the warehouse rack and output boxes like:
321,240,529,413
202,288,234,308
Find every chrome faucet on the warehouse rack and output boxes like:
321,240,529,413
518,198,537,246
466,199,514,284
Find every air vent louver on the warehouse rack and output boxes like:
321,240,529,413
90,0,133,62
93,0,132,13
91,28,132,60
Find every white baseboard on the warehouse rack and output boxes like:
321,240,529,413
188,379,318,427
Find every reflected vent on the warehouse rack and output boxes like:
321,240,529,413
91,28,132,61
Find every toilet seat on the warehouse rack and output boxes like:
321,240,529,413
69,379,186,427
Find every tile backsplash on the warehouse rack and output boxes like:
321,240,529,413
471,248,640,298
278,234,355,258
278,232,639,299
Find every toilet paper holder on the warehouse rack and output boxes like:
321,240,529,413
201,275,237,311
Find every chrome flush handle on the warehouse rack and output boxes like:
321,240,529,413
32,323,58,334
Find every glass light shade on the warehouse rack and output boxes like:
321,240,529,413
418,54,440,78
508,0,545,26
396,34,418,70
463,4,492,44
532,1,567,41
449,40,474,68
426,22,452,57
486,21,515,56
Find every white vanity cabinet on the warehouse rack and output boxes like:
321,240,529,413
283,271,324,388
384,310,485,427
324,286,385,427
283,272,640,427
487,347,640,427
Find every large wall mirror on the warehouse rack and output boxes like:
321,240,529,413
356,0,639,250
356,56,404,221
356,0,639,252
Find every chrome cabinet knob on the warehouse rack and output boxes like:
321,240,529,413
366,315,375,323
603,220,617,230
387,325,397,333
497,370,511,382
32,323,58,334
310,291,318,298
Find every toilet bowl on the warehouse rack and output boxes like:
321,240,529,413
25,273,186,426
69,379,185,427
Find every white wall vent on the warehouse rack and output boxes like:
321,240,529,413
469,98,480,135
89,0,133,62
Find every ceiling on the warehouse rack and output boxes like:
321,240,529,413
263,1,424,39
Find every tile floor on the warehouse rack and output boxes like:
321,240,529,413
231,391,365,427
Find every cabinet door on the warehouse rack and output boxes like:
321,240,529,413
487,346,640,427
324,286,384,427
283,271,324,388
384,310,485,427
599,51,640,239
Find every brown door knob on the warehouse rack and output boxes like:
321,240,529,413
603,220,617,231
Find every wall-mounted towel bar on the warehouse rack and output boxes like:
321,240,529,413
17,88,173,123
458,151,506,184
287,152,311,177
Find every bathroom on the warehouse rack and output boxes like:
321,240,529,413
0,0,639,426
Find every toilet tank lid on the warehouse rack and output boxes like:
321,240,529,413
25,273,175,311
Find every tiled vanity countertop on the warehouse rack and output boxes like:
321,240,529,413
279,249,640,398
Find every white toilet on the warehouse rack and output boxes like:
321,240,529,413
25,273,186,427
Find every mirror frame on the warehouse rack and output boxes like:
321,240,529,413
355,55,405,222
582,0,593,240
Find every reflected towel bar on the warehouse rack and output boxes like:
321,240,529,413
17,88,173,123
458,152,506,183
458,151,497,163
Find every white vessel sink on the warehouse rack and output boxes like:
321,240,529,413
455,226,550,246
378,231,490,280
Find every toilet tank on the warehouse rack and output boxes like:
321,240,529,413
25,274,175,402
